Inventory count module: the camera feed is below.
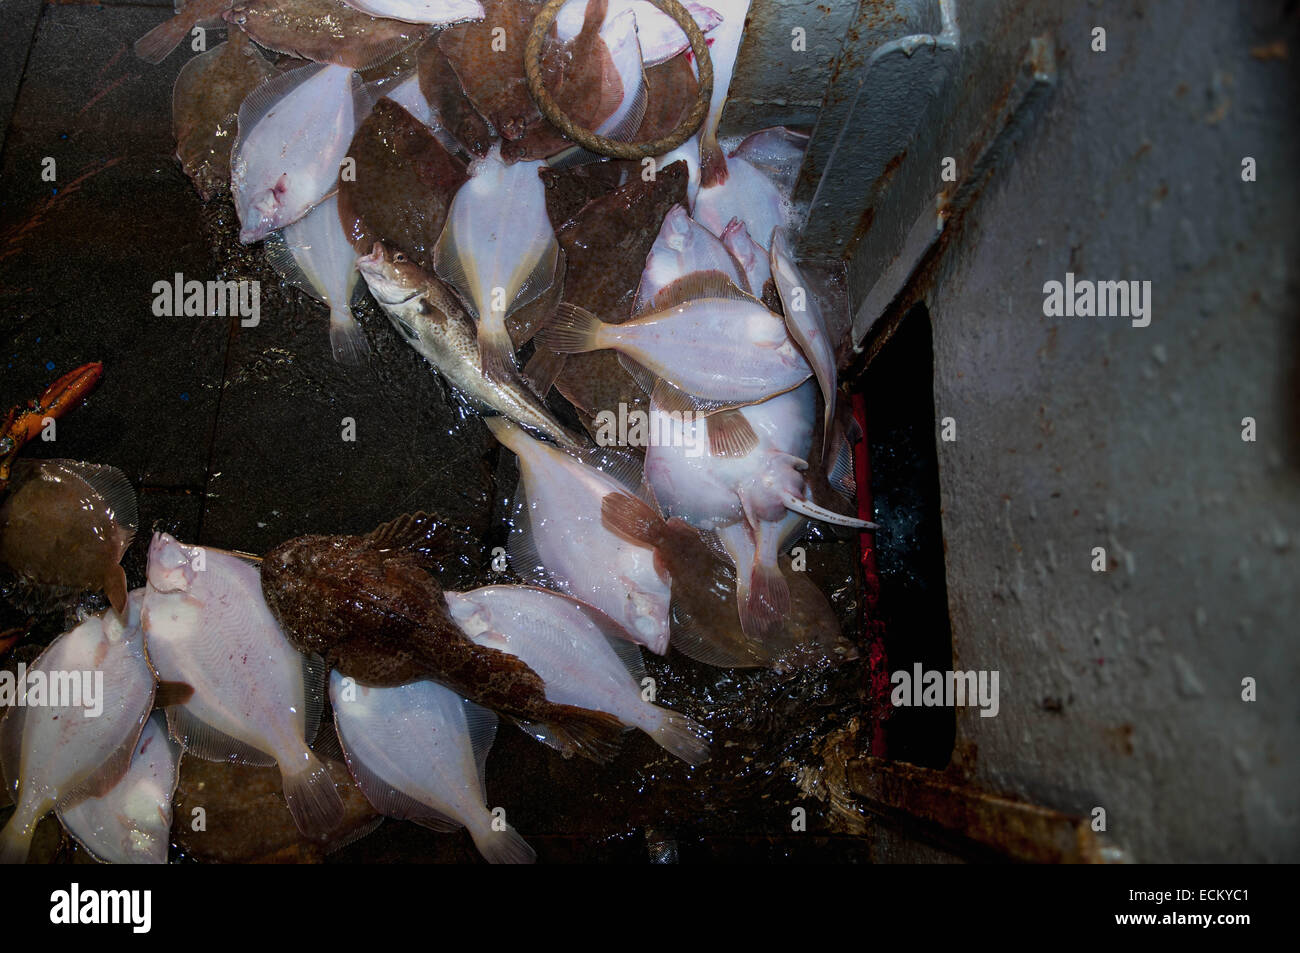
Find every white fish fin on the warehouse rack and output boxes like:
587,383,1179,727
827,424,858,499
780,490,876,529
462,699,498,800
505,487,552,587
742,555,790,642
473,822,536,864
534,303,605,354
301,652,328,749
324,816,385,855
264,230,319,299
572,445,644,494
649,268,760,311
330,304,371,366
616,352,658,396
522,346,567,398
431,223,477,317
54,460,139,536
337,729,459,830
598,44,648,144
649,711,710,766
510,239,561,319
165,705,276,767
708,409,759,458
477,317,520,384
311,717,346,762
412,814,464,834
55,710,150,812
669,597,768,669
282,750,345,839
650,376,747,417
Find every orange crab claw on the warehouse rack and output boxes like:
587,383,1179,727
0,361,104,489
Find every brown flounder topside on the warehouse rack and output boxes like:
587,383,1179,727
260,512,624,763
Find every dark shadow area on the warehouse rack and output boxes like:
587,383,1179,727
860,302,955,769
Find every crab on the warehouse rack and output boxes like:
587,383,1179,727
0,361,103,492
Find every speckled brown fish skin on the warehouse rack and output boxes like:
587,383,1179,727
172,29,277,201
438,0,545,141
549,159,687,432
260,513,624,761
226,0,427,70
501,0,620,162
416,38,492,157
0,461,133,615
337,98,469,271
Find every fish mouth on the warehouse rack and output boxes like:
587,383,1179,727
356,242,387,272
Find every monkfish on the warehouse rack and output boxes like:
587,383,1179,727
433,145,561,383
231,63,361,244
330,672,533,863
58,712,181,865
487,416,672,655
356,242,582,450
266,195,370,364
537,271,810,415
0,459,137,616
0,591,156,863
141,534,345,839
260,512,626,763
445,585,709,763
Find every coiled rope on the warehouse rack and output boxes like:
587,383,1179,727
524,0,714,159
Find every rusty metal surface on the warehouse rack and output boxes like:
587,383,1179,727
848,755,1111,863
850,32,1057,353
794,0,957,259
719,0,857,137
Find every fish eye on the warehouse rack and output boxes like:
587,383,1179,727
393,253,408,263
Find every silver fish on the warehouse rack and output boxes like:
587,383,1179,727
267,194,370,364
445,584,709,763
329,671,535,864
538,271,810,415
487,416,673,655
57,712,181,865
141,534,344,839
357,242,582,450
0,591,156,863
432,144,560,384
231,64,361,244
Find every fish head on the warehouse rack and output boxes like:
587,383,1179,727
147,532,200,594
356,242,426,307
239,173,290,244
